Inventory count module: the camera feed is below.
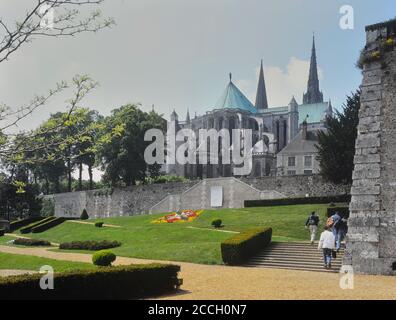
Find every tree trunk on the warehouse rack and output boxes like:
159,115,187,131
79,161,83,191
45,177,50,194
67,155,72,193
55,177,60,194
88,165,93,190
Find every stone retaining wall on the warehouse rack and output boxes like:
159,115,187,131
52,175,349,218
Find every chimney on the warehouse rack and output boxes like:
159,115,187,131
302,121,308,140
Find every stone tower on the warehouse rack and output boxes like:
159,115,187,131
255,60,269,110
303,35,323,104
343,19,396,275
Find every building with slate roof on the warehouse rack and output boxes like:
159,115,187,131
166,36,332,178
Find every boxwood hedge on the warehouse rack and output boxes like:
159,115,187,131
221,227,272,265
20,217,54,234
13,238,51,246
31,217,65,233
0,263,181,300
244,194,351,208
59,240,121,251
10,217,43,232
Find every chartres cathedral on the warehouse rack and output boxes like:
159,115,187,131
166,36,333,178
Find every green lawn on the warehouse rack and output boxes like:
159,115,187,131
20,204,341,265
0,235,15,245
0,252,93,272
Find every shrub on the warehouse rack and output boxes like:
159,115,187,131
92,250,116,267
0,229,4,237
59,240,121,251
244,195,351,208
221,227,272,266
31,217,65,233
13,238,51,246
0,263,181,300
211,219,222,228
80,209,89,220
10,217,43,232
95,222,104,228
20,217,55,234
326,207,350,218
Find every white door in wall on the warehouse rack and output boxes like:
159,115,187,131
210,186,223,207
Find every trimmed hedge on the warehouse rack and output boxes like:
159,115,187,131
10,217,43,232
211,219,222,228
244,194,351,208
221,227,272,265
31,217,65,233
327,207,350,218
20,217,54,234
0,263,181,300
13,238,51,246
80,209,89,220
0,229,4,237
59,240,121,251
92,250,116,266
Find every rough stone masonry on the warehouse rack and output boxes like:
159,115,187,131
343,19,396,275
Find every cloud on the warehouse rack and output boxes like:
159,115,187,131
235,57,324,107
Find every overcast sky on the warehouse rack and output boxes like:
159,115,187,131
0,0,394,179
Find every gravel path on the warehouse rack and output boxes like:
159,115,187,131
0,269,37,277
1,245,396,299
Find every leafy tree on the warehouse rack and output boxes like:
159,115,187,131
316,90,361,184
99,105,166,186
0,1,113,201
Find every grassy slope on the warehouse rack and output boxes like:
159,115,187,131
0,252,93,272
22,204,342,265
0,235,15,245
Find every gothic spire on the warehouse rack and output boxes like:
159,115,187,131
303,35,323,104
255,60,268,110
186,109,190,123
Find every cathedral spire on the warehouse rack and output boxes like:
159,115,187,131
303,34,323,104
186,109,190,124
255,59,268,110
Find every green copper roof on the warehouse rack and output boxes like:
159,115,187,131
259,102,329,124
299,102,328,124
214,80,257,114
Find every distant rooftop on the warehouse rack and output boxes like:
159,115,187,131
214,78,257,114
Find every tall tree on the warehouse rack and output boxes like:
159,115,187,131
316,90,361,184
0,1,113,165
99,105,166,186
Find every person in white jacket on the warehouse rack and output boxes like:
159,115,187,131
318,225,336,269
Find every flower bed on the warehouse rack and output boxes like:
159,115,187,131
152,209,203,224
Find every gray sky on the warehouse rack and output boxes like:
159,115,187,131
0,0,394,179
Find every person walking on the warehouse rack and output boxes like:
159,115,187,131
318,225,336,269
305,211,320,245
331,211,342,252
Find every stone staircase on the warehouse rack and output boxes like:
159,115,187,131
244,242,344,273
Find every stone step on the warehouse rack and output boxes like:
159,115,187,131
249,256,343,264
258,250,345,256
245,241,345,273
248,258,342,267
244,264,340,273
